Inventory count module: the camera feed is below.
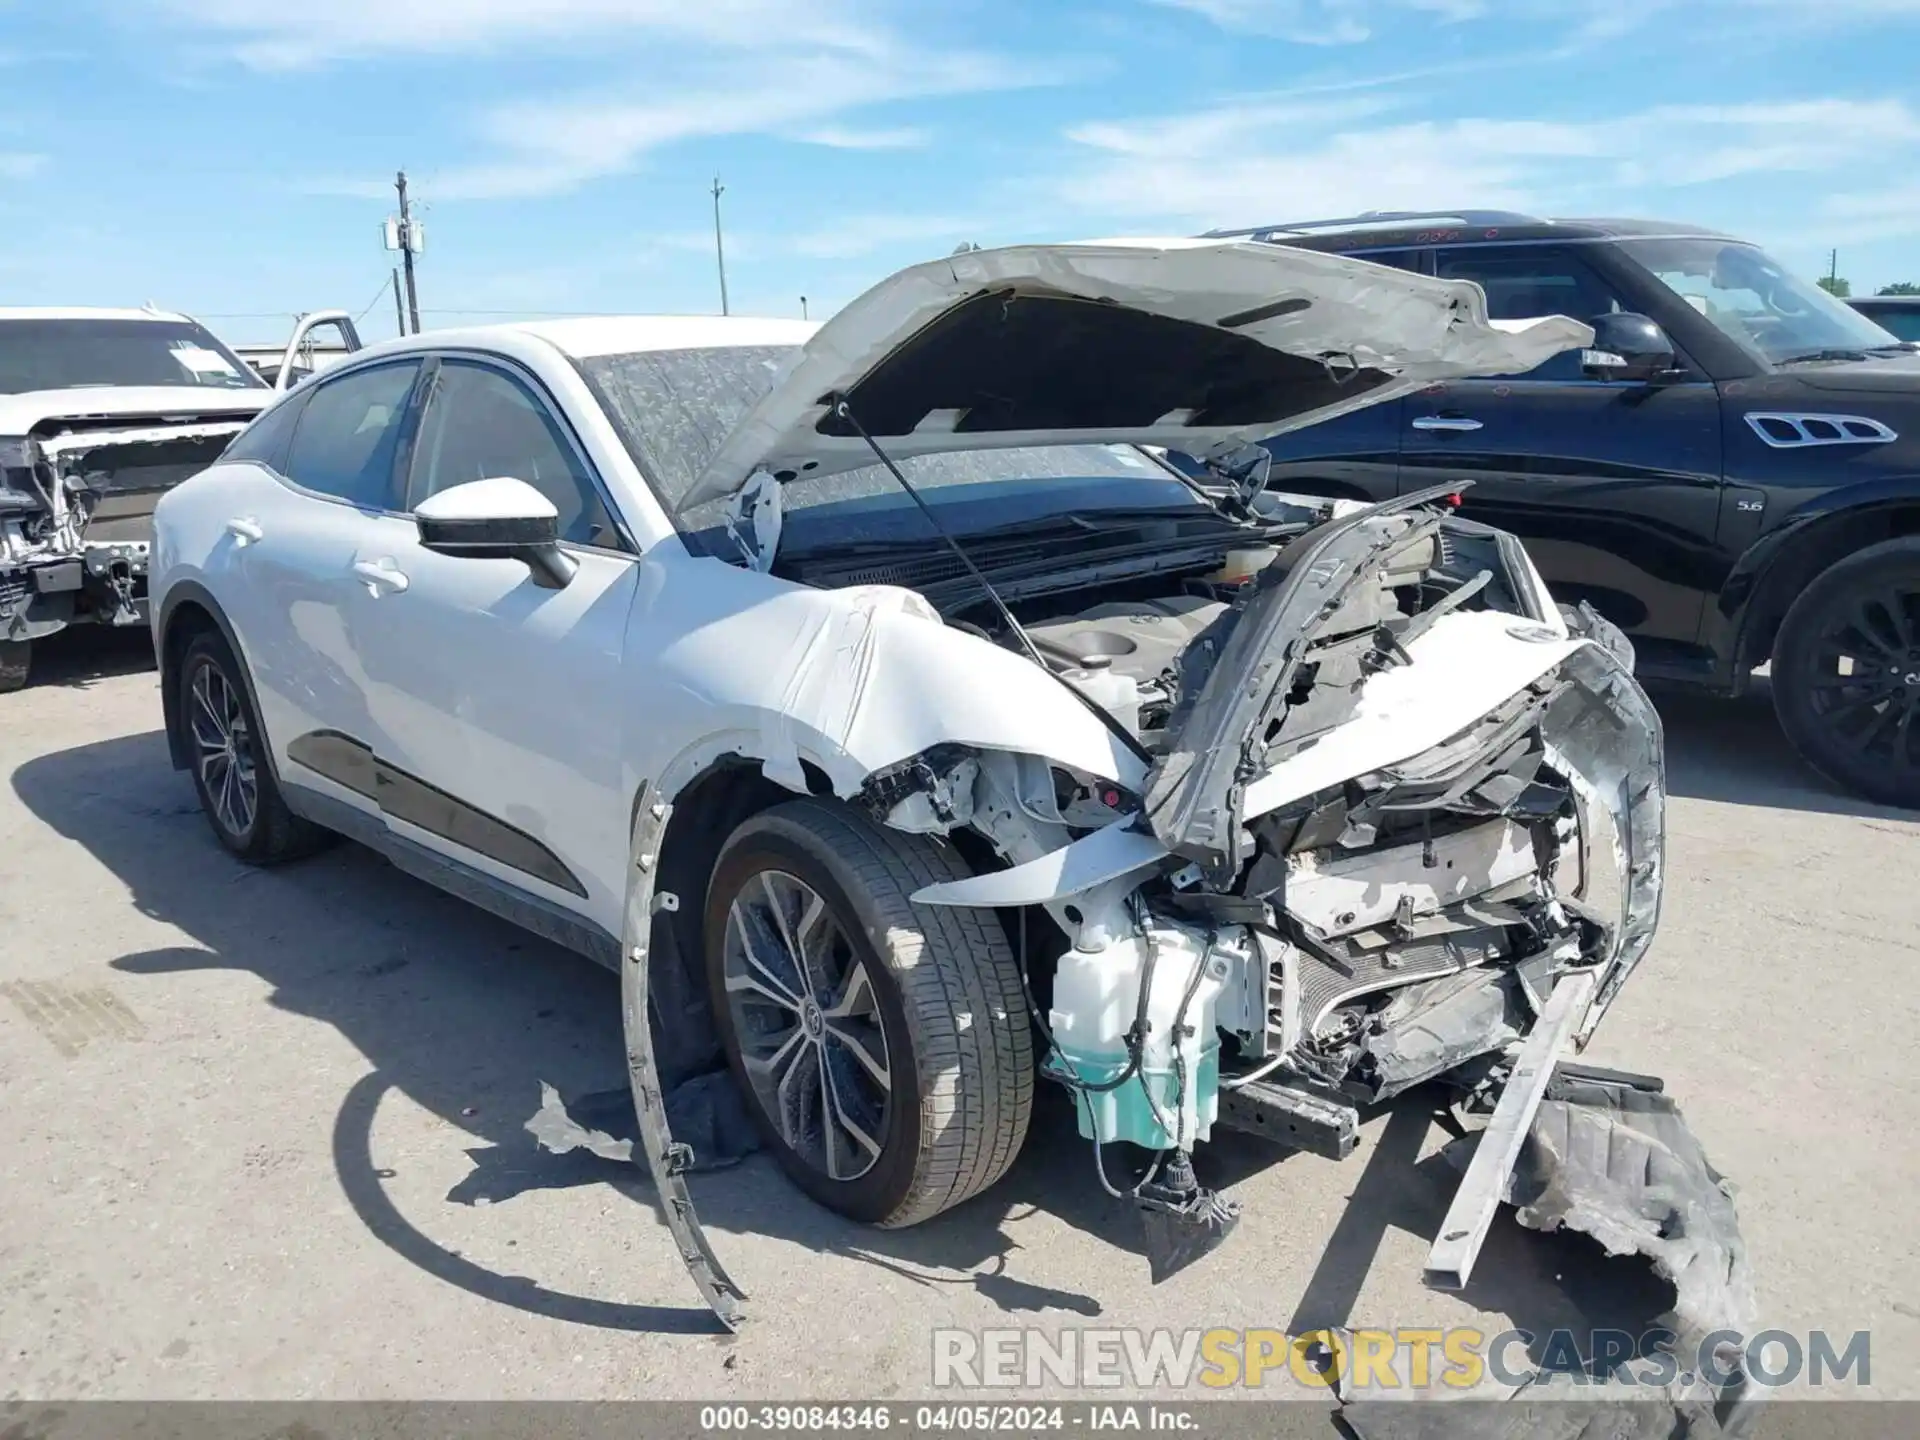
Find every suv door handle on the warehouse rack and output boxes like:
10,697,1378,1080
1411,415,1484,433
226,517,264,546
352,558,410,595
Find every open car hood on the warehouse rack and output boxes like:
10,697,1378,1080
674,238,1591,512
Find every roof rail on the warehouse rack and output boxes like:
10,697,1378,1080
1202,210,1547,242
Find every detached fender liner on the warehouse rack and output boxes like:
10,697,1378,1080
620,786,749,1329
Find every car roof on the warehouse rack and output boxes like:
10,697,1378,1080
1851,294,1920,308
349,315,821,365
0,305,196,323
1201,210,1740,250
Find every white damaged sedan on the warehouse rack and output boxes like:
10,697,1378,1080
152,240,1723,1335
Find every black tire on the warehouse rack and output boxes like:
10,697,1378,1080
0,640,28,693
1772,536,1920,809
175,630,332,862
704,799,1033,1228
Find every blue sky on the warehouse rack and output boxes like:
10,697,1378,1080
4,0,1920,345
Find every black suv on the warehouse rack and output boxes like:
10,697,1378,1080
1204,210,1920,808
1850,295,1920,344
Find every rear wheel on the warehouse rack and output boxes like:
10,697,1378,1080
704,799,1032,1227
1772,537,1920,809
0,640,28,693
176,630,331,862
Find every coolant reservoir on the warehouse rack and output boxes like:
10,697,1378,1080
1049,926,1225,1149
1206,546,1278,586
1059,661,1141,736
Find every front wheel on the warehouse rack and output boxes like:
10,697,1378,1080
704,799,1033,1228
1772,537,1920,808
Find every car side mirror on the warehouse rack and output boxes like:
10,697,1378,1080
414,476,578,589
1581,312,1680,383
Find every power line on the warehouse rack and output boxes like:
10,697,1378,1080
352,275,394,326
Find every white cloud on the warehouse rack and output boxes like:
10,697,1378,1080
431,46,1045,199
792,124,929,150
788,212,981,259
1149,0,1490,43
154,0,874,68
1152,0,1920,43
1809,186,1920,247
1053,93,1920,238
188,0,1046,201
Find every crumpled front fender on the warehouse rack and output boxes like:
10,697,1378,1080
645,566,1146,801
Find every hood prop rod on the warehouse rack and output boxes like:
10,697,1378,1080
828,396,1155,766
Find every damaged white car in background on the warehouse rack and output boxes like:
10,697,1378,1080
148,239,1750,1394
1,306,359,692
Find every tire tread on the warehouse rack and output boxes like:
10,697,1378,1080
731,800,1033,1227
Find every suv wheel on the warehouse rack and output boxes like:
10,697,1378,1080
176,630,331,862
1772,537,1920,809
0,640,28,694
704,799,1032,1228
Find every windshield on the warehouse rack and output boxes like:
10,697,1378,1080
0,318,265,394
1617,238,1901,366
580,343,1200,536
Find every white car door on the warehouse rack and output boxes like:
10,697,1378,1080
216,358,426,806
340,353,641,935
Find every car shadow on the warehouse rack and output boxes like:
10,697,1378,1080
12,727,1682,1354
20,625,156,689
1651,679,1920,821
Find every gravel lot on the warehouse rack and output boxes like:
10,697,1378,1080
3,626,1917,1402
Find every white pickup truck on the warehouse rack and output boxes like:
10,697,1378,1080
0,306,361,690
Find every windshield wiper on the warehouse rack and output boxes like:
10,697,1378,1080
1776,348,1872,365
792,506,1261,559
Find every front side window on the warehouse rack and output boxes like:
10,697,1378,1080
1434,248,1630,381
405,360,617,548
1618,237,1902,366
0,318,265,394
283,361,421,508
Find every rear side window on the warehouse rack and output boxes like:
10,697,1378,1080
222,393,307,470
1349,248,1423,273
283,361,421,508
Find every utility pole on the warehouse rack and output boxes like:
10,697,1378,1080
712,176,730,317
1830,249,1840,288
391,269,406,338
396,171,423,334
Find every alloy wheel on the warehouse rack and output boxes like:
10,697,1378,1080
188,659,259,839
1806,582,1920,776
720,869,893,1183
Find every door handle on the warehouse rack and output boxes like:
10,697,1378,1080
225,517,264,546
352,558,410,595
1411,415,1484,433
